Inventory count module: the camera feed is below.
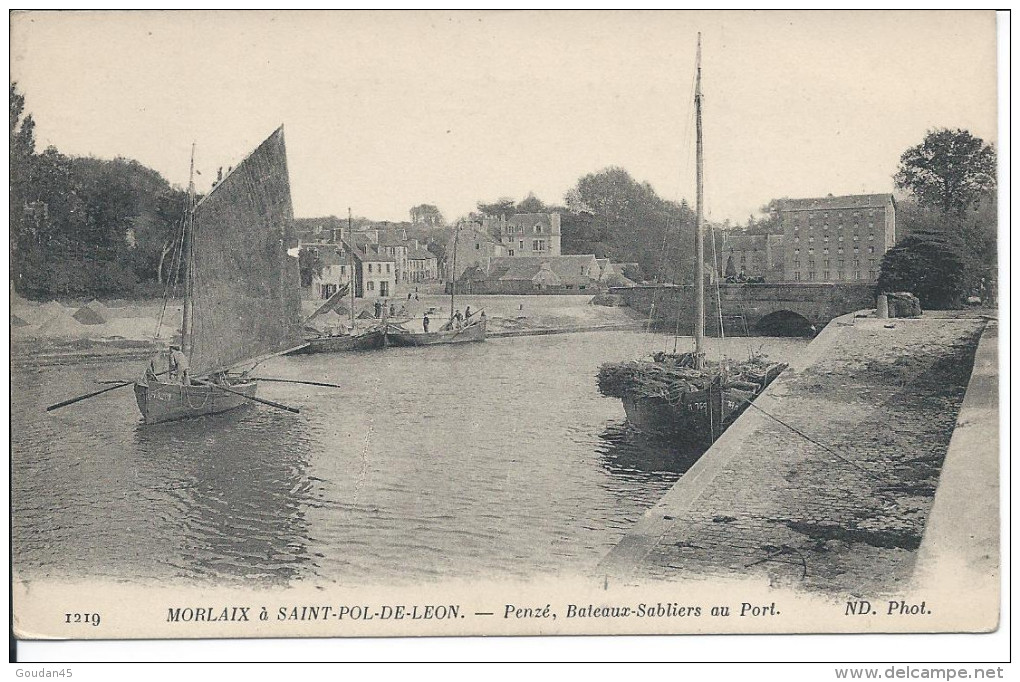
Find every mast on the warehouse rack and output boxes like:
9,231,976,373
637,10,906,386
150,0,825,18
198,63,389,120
450,222,460,319
348,207,355,331
694,33,705,369
181,143,196,359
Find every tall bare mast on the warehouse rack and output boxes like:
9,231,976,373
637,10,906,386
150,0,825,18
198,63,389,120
694,33,705,369
348,208,356,330
450,223,460,319
181,143,196,358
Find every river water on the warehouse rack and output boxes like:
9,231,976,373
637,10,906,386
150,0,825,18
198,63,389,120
12,331,808,587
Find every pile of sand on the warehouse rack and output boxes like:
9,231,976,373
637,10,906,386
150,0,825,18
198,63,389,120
73,300,110,325
36,308,87,338
12,300,64,327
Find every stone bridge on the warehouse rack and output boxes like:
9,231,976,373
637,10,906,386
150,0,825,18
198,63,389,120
608,282,876,336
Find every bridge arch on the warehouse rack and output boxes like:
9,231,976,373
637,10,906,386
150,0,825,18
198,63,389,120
754,310,816,337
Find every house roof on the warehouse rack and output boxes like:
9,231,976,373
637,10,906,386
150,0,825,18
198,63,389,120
315,247,345,266
452,226,504,249
485,255,598,286
341,239,396,263
294,216,344,241
407,247,437,260
778,194,894,212
507,212,558,227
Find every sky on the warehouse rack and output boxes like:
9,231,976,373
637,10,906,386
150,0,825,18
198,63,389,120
10,10,999,225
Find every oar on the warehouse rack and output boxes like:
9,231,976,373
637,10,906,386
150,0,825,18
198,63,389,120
251,377,343,389
48,369,170,412
193,378,300,414
46,380,135,412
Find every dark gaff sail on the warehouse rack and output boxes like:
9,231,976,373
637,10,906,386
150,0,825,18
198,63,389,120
187,126,303,375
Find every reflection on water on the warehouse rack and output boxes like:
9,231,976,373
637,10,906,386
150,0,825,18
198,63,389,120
132,409,319,586
12,331,809,586
596,421,707,481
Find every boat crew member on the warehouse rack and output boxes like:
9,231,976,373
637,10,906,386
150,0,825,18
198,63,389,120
453,309,463,329
144,353,160,382
464,305,472,320
169,345,190,385
423,313,430,333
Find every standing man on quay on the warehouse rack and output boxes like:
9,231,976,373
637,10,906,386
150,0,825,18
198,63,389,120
423,313,430,333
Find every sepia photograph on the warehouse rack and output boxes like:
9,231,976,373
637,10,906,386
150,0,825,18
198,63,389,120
9,9,1005,658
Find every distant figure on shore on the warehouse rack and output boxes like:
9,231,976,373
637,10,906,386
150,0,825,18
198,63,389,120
415,293,419,301
408,292,412,300
389,303,396,317
423,314,430,333
374,301,382,318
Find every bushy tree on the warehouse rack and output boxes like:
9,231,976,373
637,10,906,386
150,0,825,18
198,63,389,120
10,84,189,298
563,166,695,282
894,128,996,215
476,197,517,218
877,231,966,309
298,247,325,288
409,203,444,227
516,192,548,213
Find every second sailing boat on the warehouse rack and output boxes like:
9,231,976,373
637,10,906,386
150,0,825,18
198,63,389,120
596,34,786,446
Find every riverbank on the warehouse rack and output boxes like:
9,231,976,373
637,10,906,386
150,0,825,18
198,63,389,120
911,321,999,630
598,311,991,599
10,294,646,365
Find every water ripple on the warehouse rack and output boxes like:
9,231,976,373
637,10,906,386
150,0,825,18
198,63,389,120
13,332,808,586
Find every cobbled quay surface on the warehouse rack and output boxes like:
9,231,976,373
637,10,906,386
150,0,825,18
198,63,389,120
600,314,987,595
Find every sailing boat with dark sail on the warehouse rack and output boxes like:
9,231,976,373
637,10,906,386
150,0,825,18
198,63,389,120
596,35,786,447
133,127,306,424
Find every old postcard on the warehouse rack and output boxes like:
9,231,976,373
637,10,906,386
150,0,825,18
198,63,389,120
9,10,1002,646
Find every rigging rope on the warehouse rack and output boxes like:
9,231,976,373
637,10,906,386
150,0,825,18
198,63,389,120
153,204,188,343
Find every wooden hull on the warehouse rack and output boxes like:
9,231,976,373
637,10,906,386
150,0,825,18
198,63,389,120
385,320,487,347
290,328,386,354
620,386,757,446
134,378,257,425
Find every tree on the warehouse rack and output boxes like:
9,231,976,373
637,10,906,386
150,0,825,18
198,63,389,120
409,203,444,227
893,196,996,301
894,128,996,215
516,192,547,213
564,166,695,281
298,247,325,288
10,83,37,290
877,232,966,309
476,197,517,218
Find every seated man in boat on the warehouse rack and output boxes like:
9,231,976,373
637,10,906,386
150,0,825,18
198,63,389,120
143,352,161,383
169,345,191,385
